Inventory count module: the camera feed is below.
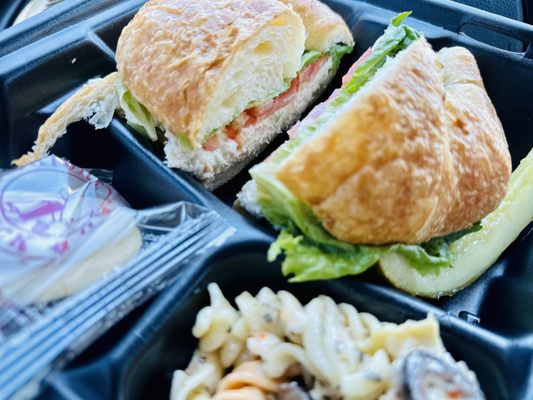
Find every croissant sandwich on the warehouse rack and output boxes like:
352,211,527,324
14,0,353,190
237,13,512,286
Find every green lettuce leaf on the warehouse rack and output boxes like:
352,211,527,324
117,81,193,149
391,223,482,275
300,44,353,73
116,80,158,141
332,11,419,106
328,43,354,71
252,165,355,252
300,50,323,70
268,230,382,282
265,212,483,282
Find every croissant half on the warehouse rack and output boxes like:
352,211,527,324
276,38,511,244
14,0,353,191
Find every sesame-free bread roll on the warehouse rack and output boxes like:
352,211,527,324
276,38,511,245
279,0,353,51
116,0,305,146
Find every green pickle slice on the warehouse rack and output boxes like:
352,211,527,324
380,148,533,298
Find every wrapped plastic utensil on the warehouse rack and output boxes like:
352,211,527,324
0,156,235,399
0,156,141,305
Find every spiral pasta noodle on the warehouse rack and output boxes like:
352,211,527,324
212,361,278,400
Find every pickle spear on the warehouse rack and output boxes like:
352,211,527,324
380,148,533,298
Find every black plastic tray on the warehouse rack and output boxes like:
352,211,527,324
0,0,529,34
0,0,532,399
41,241,528,399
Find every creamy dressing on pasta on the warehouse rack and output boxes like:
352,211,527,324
169,284,482,400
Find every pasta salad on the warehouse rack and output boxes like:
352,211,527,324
170,284,484,400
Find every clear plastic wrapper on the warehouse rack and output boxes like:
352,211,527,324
0,156,235,399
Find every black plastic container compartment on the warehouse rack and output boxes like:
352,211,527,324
40,241,527,399
121,244,531,400
0,0,532,399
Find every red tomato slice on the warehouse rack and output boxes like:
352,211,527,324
246,56,328,124
286,48,374,142
202,135,219,151
204,56,331,152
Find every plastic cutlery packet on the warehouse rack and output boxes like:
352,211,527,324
0,156,140,305
0,155,234,399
